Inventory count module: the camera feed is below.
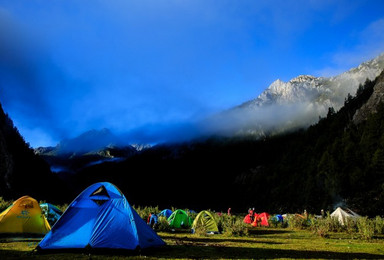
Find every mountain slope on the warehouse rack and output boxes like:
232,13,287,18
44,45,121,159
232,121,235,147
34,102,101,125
0,102,64,200
246,54,384,109
68,70,384,215
353,70,384,124
34,129,140,175
206,54,384,137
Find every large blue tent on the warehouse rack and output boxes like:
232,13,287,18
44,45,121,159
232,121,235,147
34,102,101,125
37,182,165,250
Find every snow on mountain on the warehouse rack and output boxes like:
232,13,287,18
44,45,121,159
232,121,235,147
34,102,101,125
206,53,384,137
242,54,384,111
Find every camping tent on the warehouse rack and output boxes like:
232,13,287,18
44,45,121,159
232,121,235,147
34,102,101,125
0,196,50,236
148,213,158,229
331,207,360,225
273,214,284,223
243,213,256,224
252,212,270,227
192,210,219,233
40,203,62,227
38,182,165,250
168,209,192,228
158,209,173,219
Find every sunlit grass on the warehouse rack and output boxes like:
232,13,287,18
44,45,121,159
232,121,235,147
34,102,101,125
0,228,383,259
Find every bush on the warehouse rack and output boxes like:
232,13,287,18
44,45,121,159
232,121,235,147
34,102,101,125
134,205,159,221
268,215,287,228
344,217,358,235
215,213,230,233
311,217,330,238
312,215,343,236
357,217,375,240
57,203,69,213
222,216,249,237
156,216,171,232
186,209,198,220
0,197,12,212
193,225,209,236
374,216,384,235
286,214,311,230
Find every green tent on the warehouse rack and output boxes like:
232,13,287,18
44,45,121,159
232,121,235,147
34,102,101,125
192,211,219,233
168,209,192,228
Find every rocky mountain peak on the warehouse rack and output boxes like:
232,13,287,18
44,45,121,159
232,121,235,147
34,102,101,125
221,53,384,137
289,75,317,83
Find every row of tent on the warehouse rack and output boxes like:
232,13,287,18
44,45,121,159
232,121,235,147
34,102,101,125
0,182,221,250
0,181,362,251
151,209,193,229
149,209,219,233
242,207,361,226
0,182,165,250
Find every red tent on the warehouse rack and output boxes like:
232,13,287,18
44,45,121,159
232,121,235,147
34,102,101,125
243,213,258,224
243,214,252,224
252,212,270,227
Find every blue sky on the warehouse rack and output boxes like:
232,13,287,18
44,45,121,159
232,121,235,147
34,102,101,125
0,0,384,147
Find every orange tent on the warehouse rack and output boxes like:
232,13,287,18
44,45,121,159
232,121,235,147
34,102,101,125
0,196,51,236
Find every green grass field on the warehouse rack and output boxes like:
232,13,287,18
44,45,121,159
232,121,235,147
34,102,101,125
1,228,384,259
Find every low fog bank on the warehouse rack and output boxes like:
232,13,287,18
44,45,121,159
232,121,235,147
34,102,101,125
105,100,330,148
198,101,328,139
45,102,326,152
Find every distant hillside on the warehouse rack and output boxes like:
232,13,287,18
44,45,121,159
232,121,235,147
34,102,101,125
0,102,65,201
68,70,384,215
35,129,140,175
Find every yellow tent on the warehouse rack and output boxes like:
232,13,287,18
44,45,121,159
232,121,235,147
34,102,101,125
0,196,51,236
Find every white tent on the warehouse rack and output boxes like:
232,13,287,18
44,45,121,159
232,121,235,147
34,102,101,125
330,207,360,225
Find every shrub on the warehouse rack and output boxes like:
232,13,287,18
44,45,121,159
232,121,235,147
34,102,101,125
57,203,69,213
311,213,349,237
0,197,12,212
222,216,249,237
215,214,231,233
311,218,330,238
374,216,384,235
357,217,375,240
286,214,311,230
344,217,358,235
156,216,171,232
134,205,159,221
268,215,287,228
193,225,209,236
186,209,197,220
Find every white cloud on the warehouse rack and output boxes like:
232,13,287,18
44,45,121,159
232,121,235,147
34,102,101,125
315,18,384,77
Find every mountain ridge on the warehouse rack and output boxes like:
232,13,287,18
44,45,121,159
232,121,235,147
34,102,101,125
206,53,384,137
70,70,384,214
246,53,384,109
35,54,384,155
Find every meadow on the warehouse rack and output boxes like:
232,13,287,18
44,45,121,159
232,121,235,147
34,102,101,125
1,228,384,259
1,201,384,259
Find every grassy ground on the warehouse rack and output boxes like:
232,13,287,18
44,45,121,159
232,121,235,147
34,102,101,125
1,228,384,259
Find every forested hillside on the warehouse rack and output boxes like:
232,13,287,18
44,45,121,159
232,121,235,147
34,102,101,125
1,71,383,216
0,102,64,201
72,71,384,216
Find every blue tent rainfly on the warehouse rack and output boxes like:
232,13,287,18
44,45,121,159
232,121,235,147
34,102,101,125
37,182,165,250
